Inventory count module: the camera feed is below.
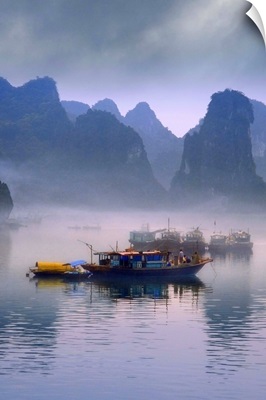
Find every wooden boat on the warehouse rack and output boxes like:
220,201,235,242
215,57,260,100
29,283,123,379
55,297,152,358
226,230,253,250
129,222,183,253
207,229,253,254
208,232,228,252
85,249,213,278
182,227,207,252
29,259,91,278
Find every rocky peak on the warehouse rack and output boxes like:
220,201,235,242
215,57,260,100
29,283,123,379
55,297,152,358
206,88,254,124
250,99,266,157
125,102,160,133
61,100,90,120
0,77,13,94
0,76,65,122
92,98,123,122
21,76,60,101
171,89,266,207
0,181,13,223
128,101,155,117
125,102,183,189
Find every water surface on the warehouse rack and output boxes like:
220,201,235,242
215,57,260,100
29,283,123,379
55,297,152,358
0,210,266,400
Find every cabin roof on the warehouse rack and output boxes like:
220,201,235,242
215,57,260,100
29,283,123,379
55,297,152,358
94,250,164,256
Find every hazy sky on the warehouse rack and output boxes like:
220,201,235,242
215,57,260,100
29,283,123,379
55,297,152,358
1,0,266,136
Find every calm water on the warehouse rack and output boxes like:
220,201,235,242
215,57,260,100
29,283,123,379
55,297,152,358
0,209,266,400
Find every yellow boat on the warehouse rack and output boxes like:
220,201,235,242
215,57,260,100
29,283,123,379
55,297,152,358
29,259,90,277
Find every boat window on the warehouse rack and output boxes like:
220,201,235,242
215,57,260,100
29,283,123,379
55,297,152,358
146,254,161,261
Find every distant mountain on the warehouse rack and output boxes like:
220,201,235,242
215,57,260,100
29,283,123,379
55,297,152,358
170,89,266,210
0,76,68,124
0,181,13,222
4,76,266,212
92,98,124,123
92,99,183,189
61,100,90,121
61,94,266,198
0,76,72,161
0,76,69,217
0,76,74,204
124,102,183,189
179,99,266,185
68,109,166,208
250,99,266,181
0,77,166,209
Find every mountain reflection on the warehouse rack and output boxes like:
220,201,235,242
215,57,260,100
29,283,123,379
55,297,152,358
202,255,263,376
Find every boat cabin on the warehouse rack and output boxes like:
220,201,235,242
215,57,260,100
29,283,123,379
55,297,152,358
210,233,227,245
184,228,204,242
95,250,169,269
229,230,251,243
129,230,156,243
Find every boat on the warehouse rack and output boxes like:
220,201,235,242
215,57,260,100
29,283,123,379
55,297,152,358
182,227,207,253
226,230,253,250
84,248,213,278
207,229,253,254
29,259,92,278
208,232,228,252
129,222,183,253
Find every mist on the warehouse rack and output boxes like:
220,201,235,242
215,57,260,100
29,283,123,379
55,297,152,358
3,203,265,273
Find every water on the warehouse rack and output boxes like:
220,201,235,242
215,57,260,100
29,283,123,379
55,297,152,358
0,209,266,399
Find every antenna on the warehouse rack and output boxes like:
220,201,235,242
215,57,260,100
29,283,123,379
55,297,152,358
77,240,94,264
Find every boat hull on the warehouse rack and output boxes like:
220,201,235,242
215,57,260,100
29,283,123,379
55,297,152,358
181,242,207,253
63,271,92,280
85,259,212,278
209,243,253,252
30,271,92,280
227,243,253,250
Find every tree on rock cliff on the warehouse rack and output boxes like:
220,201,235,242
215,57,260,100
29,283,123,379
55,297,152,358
170,89,266,208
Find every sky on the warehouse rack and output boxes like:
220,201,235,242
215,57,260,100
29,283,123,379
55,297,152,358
1,0,266,137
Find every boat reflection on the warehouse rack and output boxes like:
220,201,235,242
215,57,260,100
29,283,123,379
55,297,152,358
203,263,260,377
89,275,206,302
29,276,90,293
30,274,206,301
206,248,253,263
